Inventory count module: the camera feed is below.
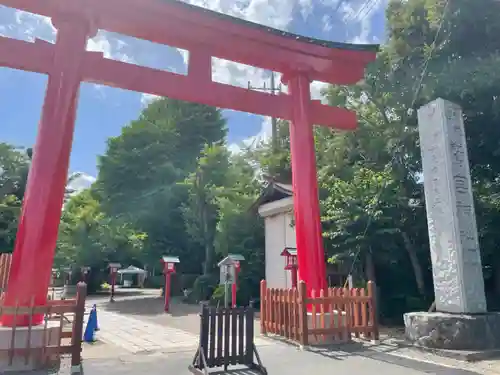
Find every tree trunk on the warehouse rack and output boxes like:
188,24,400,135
365,249,376,284
202,199,217,276
494,257,500,296
202,203,212,275
402,231,426,296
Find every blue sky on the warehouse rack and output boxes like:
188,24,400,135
0,0,387,177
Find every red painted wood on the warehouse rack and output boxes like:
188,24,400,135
291,266,298,289
287,72,328,301
0,37,358,128
0,19,92,327
232,264,240,308
110,272,117,301
0,37,53,74
82,53,358,129
165,273,171,313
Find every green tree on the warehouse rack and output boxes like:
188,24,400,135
55,189,147,291
0,144,31,252
248,120,292,183
95,98,227,273
96,98,226,217
214,152,265,303
182,143,230,275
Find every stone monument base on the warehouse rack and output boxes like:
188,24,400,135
404,311,500,352
0,321,61,372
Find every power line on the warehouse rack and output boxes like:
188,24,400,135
342,0,451,285
409,0,451,110
248,72,282,152
346,0,379,23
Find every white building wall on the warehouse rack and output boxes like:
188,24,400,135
284,213,296,288
259,198,296,289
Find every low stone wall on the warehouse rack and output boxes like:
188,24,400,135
404,311,500,350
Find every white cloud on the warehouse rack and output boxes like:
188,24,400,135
322,14,333,32
183,0,297,29
3,8,133,98
0,8,55,42
338,0,385,43
298,0,314,20
311,81,329,102
14,10,56,42
140,93,161,107
86,30,137,64
229,116,272,154
66,172,96,193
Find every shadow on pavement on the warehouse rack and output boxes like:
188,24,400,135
101,297,201,317
208,368,263,375
81,340,485,375
308,342,482,375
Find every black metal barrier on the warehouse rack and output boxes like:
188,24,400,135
189,304,267,375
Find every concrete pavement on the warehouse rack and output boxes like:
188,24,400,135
56,290,500,375
82,342,483,375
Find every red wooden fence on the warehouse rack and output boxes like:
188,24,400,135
0,253,12,292
260,280,379,347
0,283,86,371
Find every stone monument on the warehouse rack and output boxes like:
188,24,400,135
404,98,500,352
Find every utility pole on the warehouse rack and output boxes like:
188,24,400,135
248,72,281,152
269,72,278,151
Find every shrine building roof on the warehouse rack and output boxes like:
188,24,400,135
251,181,293,211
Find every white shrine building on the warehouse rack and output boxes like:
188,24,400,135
255,180,349,289
255,181,296,289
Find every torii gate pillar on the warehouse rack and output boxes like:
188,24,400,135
1,16,95,327
285,71,327,294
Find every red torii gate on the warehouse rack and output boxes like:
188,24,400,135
0,0,377,326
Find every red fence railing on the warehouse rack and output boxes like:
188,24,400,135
260,280,379,347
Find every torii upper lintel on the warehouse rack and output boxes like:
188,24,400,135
2,0,378,84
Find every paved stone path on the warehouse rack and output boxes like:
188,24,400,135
94,309,272,354
95,310,199,353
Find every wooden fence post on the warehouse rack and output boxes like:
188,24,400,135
260,280,266,335
71,282,87,373
367,281,379,342
298,281,308,348
200,304,209,367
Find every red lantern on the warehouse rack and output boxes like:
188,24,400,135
108,263,121,302
161,256,180,313
80,266,91,283
281,247,298,288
